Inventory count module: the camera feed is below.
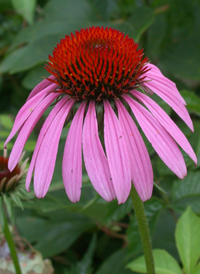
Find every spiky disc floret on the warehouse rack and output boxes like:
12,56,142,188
45,26,149,102
0,157,21,194
0,150,28,194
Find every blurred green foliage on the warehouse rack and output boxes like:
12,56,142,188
0,0,200,273
127,207,200,274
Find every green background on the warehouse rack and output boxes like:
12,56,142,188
0,0,200,273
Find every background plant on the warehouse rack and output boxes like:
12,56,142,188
127,207,200,274
0,0,200,273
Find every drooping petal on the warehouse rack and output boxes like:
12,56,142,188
145,72,186,105
4,83,57,147
142,80,193,131
26,96,71,191
116,100,153,201
103,100,131,204
32,98,74,198
144,63,176,88
144,63,186,105
27,75,56,101
62,101,86,203
132,90,197,164
123,94,187,179
8,92,59,171
83,100,116,201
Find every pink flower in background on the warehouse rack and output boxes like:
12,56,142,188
5,27,197,204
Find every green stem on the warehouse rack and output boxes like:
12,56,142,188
130,186,155,274
3,214,22,274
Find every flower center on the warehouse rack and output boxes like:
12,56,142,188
0,157,20,183
45,26,149,102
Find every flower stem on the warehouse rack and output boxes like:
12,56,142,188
130,186,155,274
3,214,22,274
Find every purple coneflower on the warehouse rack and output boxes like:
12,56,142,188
5,27,196,204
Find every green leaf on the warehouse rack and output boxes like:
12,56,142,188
152,209,178,260
9,20,87,52
87,0,109,21
174,121,200,170
159,38,200,80
44,0,92,22
11,0,36,24
175,207,200,274
96,248,133,274
172,172,200,213
10,192,23,209
10,34,64,74
70,234,96,274
16,212,94,257
194,263,200,274
87,0,118,21
82,197,132,225
172,172,200,201
180,90,200,116
147,13,167,59
0,46,28,74
9,0,94,51
127,249,182,274
22,65,50,90
101,7,154,44
23,182,96,213
126,7,155,42
153,181,167,194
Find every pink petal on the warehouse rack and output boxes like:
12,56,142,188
26,96,71,191
103,100,131,204
26,97,74,197
143,63,186,105
83,100,116,202
116,100,153,201
27,75,56,101
33,98,74,198
123,95,187,179
62,101,86,203
4,83,57,148
8,92,59,171
132,90,197,164
143,80,193,131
